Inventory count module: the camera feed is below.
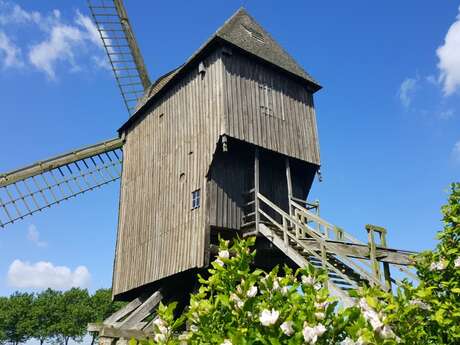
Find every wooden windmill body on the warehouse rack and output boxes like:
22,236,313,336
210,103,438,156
113,8,322,300
0,1,417,336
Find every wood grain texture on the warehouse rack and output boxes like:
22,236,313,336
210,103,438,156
221,49,320,165
113,44,322,298
113,50,225,297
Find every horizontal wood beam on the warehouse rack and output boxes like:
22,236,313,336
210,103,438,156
297,238,415,266
0,137,123,187
88,323,153,340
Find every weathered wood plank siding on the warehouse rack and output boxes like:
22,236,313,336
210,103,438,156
113,51,224,297
208,140,318,231
222,50,320,165
207,140,253,230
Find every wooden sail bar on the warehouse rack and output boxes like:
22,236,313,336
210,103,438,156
246,191,418,293
0,138,123,228
87,0,150,115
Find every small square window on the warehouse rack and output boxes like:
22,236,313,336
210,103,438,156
192,189,201,209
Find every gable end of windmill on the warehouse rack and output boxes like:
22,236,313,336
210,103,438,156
119,7,321,134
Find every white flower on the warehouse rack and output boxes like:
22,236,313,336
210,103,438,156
247,285,258,298
315,301,329,310
190,324,198,333
280,321,294,336
153,333,166,342
356,337,367,345
363,309,383,330
178,332,189,345
153,318,169,335
358,298,370,312
259,309,279,326
301,275,315,285
273,279,280,291
229,293,244,309
340,337,356,345
454,257,460,268
409,299,431,310
214,258,224,267
220,340,232,345
313,282,322,291
281,286,289,295
218,250,230,259
314,312,325,320
378,325,396,339
430,260,446,271
302,323,326,344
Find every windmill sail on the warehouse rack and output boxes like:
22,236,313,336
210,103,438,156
0,138,123,228
87,0,151,115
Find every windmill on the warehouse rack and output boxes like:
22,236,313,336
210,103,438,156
0,1,418,341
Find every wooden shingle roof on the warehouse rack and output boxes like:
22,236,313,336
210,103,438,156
122,8,320,132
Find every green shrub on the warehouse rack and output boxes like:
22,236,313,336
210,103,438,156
136,183,460,344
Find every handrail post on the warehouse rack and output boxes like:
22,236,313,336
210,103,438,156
285,157,293,219
282,217,288,248
366,224,383,286
315,200,321,234
377,227,392,291
254,148,260,234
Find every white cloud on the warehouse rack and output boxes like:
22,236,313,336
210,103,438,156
0,30,22,67
26,224,47,247
75,10,101,47
0,1,41,26
453,141,460,162
437,6,460,96
0,1,106,78
29,23,84,79
27,10,104,79
7,260,90,289
398,77,418,108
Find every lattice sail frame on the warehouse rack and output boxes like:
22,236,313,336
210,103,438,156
0,138,123,228
88,0,151,115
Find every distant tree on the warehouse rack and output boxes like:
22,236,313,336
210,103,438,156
1,292,33,345
0,296,8,345
88,288,125,345
54,288,92,345
30,289,62,345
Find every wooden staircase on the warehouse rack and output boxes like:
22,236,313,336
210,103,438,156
242,191,417,299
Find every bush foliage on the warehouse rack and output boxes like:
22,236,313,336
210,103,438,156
136,183,459,345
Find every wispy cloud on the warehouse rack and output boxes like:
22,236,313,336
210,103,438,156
436,6,460,96
453,141,460,163
7,259,90,289
0,30,22,67
29,23,84,79
0,1,106,79
0,1,41,26
398,77,418,108
26,224,47,247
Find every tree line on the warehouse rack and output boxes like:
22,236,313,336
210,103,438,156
0,288,124,345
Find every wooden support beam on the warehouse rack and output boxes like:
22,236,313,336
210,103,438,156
254,148,260,234
118,289,163,329
295,239,414,265
285,157,293,218
103,296,145,326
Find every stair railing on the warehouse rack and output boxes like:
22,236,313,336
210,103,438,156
256,192,385,291
290,199,419,285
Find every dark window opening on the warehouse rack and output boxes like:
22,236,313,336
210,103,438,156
192,189,201,209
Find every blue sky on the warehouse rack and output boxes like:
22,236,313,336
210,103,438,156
0,0,459,297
